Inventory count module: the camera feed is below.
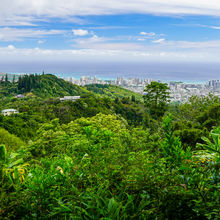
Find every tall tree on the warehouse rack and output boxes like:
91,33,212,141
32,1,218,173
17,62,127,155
143,81,170,118
5,74,8,83
12,75,16,83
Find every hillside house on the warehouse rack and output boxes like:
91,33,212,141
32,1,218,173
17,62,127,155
1,109,19,116
15,94,25,99
60,96,80,102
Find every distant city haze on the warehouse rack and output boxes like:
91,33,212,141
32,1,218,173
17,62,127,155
1,61,219,81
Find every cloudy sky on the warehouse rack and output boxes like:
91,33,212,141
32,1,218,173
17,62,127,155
0,0,220,79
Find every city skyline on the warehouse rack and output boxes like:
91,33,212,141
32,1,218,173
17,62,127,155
63,75,220,102
1,71,220,102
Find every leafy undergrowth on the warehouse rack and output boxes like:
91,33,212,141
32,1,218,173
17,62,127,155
85,84,143,101
0,114,219,219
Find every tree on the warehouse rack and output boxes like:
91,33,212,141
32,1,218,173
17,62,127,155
5,74,8,83
143,81,170,118
0,128,25,152
12,75,16,84
131,95,136,102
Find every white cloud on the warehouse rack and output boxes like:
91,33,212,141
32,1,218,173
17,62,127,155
210,26,220,30
88,26,128,30
194,24,220,30
0,1,220,27
72,29,89,36
7,45,15,50
162,40,220,49
90,35,101,42
0,16,39,26
1,39,220,63
0,27,65,41
73,34,106,47
75,42,143,50
137,32,160,41
152,38,165,43
38,40,45,44
140,32,147,35
140,32,155,36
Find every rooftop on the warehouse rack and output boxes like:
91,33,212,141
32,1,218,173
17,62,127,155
1,109,19,113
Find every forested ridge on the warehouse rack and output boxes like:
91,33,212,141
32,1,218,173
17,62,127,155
1,74,89,98
0,74,219,219
85,84,143,101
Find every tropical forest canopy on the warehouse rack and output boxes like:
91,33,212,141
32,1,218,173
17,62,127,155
0,74,219,219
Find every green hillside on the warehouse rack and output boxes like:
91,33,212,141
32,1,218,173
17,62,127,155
85,84,143,101
1,74,143,101
1,79,220,219
0,83,17,98
17,74,89,98
0,74,89,98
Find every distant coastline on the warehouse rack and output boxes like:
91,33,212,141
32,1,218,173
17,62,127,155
2,72,209,85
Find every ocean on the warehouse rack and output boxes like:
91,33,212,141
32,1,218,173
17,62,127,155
1,61,220,82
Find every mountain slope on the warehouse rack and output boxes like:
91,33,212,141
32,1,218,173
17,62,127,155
85,84,143,101
1,74,143,101
17,74,89,97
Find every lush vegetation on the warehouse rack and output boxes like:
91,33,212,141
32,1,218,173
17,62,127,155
17,74,89,98
0,74,141,100
143,81,170,119
0,75,219,219
85,84,143,101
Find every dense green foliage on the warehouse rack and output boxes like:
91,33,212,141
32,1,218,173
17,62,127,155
0,81,17,98
0,128,25,151
144,81,170,119
0,78,220,219
0,93,143,141
0,73,142,101
17,74,89,97
85,84,143,101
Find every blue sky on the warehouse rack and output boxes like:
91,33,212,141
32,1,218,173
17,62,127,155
0,0,220,79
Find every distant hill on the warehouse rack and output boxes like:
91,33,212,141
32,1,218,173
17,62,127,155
17,74,143,100
85,84,143,101
17,74,89,98
0,74,143,101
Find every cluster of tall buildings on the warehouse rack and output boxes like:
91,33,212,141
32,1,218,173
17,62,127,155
64,76,153,93
65,76,109,86
63,75,220,102
110,77,153,93
206,80,220,90
168,83,213,102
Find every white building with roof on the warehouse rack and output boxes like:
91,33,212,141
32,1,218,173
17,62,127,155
60,96,80,102
1,109,19,116
15,94,25,99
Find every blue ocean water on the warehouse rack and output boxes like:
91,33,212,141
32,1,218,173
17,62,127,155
2,61,220,82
